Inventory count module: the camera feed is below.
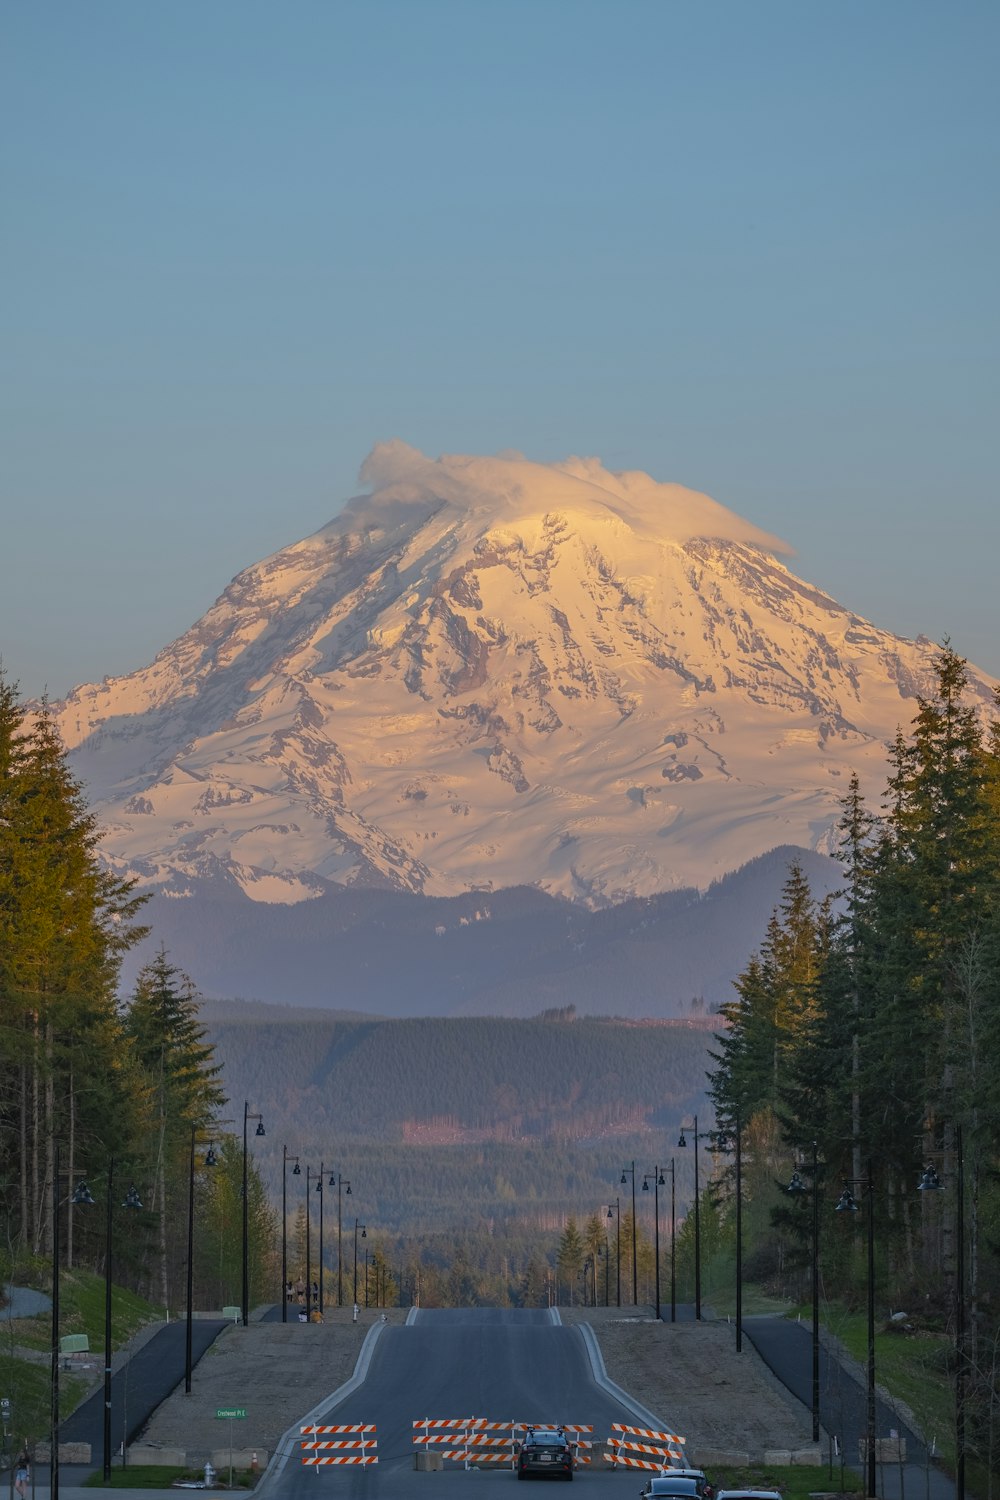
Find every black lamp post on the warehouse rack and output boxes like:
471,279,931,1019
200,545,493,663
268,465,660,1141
918,1124,965,1500
606,1199,621,1307
241,1101,264,1327
105,1165,143,1478
353,1221,366,1307
331,1173,351,1306
678,1118,701,1319
315,1167,326,1314
185,1134,216,1395
51,1146,94,1500
669,1158,677,1323
620,1161,638,1305
642,1166,666,1320
304,1166,317,1320
787,1141,821,1442
835,1161,876,1498
281,1147,300,1324
604,1232,610,1306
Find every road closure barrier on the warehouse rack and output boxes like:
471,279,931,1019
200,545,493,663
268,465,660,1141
412,1418,593,1468
300,1423,378,1466
605,1422,686,1469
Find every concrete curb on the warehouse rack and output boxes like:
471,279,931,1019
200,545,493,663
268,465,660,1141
576,1321,669,1432
253,1320,386,1497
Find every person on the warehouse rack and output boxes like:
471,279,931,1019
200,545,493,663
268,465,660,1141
14,1452,30,1498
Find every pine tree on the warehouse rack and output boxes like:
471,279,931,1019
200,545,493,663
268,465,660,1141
123,949,226,1306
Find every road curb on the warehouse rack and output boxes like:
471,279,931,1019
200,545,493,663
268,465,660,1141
576,1321,668,1432
253,1320,386,1497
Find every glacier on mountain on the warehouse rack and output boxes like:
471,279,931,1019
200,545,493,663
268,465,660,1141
53,445,998,906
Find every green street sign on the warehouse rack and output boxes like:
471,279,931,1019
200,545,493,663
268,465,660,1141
216,1408,247,1419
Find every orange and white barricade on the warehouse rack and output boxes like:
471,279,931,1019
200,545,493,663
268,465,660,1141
301,1423,377,1466
605,1422,685,1469
412,1417,483,1466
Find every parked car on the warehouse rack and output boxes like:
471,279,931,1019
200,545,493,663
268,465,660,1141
517,1426,574,1481
639,1478,703,1499
715,1490,782,1500
657,1467,712,1497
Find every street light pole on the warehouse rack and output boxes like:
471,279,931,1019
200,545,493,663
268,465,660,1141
669,1158,677,1323
353,1221,366,1307
105,1166,142,1477
241,1101,264,1327
919,1124,966,1500
678,1118,701,1319
316,1167,325,1315
642,1167,665,1321
620,1162,637,1305
281,1148,300,1324
334,1175,351,1307
186,1135,216,1393
51,1148,94,1500
787,1141,821,1442
606,1200,621,1307
836,1161,876,1498
735,1113,742,1353
305,1167,315,1321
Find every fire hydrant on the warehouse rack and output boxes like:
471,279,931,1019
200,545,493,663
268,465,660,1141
203,1461,215,1486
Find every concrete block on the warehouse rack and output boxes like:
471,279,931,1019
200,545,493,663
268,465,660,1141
790,1447,823,1466
127,1445,187,1467
33,1442,91,1464
765,1450,792,1466
690,1449,750,1468
414,1451,444,1471
210,1448,265,1470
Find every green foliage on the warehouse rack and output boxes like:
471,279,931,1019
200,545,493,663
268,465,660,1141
708,646,1000,1480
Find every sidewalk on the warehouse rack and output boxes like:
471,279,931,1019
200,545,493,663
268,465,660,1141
743,1315,958,1500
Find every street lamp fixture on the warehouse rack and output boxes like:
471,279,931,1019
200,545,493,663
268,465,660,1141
241,1102,264,1327
835,1162,876,1498
641,1167,666,1320
281,1148,300,1323
353,1221,367,1307
606,1199,621,1307
677,1118,702,1319
620,1162,638,1305
918,1125,965,1500
786,1141,821,1442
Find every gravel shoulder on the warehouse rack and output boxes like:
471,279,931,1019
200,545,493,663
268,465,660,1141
135,1305,814,1467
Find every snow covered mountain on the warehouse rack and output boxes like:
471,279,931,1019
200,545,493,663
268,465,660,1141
55,444,997,906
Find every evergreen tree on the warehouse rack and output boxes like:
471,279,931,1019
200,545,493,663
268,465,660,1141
123,949,226,1306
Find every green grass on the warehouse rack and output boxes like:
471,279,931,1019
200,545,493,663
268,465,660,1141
0,1264,165,1447
812,1302,955,1472
83,1466,259,1489
710,1463,862,1497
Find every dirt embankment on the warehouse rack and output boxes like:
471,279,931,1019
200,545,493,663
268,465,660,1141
134,1306,815,1467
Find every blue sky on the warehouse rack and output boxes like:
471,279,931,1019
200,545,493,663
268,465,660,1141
3,0,998,698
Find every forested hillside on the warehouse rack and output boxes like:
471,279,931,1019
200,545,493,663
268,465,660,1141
201,1006,717,1234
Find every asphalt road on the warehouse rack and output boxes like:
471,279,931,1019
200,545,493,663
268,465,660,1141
263,1307,675,1499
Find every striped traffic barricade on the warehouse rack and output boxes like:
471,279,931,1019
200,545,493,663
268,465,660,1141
301,1423,377,1467
605,1422,685,1469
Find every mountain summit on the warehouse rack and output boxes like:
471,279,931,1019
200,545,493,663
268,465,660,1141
56,445,996,905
